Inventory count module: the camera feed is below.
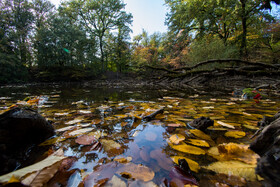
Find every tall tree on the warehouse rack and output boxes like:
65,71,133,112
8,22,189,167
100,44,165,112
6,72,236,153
165,0,274,57
62,0,132,72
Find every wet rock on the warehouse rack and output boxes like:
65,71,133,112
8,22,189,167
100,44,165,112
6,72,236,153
257,111,280,127
250,116,280,156
0,107,55,175
249,111,280,185
189,117,214,131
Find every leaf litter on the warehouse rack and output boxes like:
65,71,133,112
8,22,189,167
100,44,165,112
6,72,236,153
0,93,279,186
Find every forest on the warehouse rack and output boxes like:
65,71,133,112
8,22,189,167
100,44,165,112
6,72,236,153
0,0,280,84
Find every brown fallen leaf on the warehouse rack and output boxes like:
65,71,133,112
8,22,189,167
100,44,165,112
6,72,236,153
117,163,155,182
75,134,96,145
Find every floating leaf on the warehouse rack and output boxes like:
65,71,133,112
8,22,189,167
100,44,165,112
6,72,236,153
56,126,76,132
186,139,210,148
224,131,246,138
170,143,206,155
21,160,62,186
203,161,257,181
169,134,185,144
167,123,185,127
217,121,235,129
189,129,213,141
208,143,259,165
75,134,96,145
117,163,155,182
0,149,65,183
68,128,94,137
171,156,200,173
65,118,83,125
243,124,259,130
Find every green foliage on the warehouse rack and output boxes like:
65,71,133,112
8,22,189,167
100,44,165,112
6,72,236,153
187,36,239,64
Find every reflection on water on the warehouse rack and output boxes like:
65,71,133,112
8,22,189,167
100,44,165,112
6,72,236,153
0,83,279,186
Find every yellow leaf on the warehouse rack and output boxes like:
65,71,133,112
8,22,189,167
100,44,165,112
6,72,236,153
224,131,246,138
114,114,128,119
170,143,206,155
189,129,212,141
186,139,210,147
8,175,20,183
171,156,200,173
243,124,259,130
203,161,257,181
208,143,259,165
169,134,185,144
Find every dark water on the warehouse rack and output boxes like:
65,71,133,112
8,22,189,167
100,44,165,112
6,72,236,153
0,83,279,186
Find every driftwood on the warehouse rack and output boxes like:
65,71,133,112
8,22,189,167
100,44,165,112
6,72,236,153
142,108,164,121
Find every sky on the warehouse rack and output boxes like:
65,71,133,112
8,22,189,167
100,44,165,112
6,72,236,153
49,0,168,38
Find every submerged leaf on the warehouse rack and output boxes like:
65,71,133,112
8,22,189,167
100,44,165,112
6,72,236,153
203,161,257,181
117,163,155,182
171,156,200,173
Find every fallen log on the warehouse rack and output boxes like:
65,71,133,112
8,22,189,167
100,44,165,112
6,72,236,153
142,108,164,121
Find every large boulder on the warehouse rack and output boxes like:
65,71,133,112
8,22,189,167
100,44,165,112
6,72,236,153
0,107,55,175
249,111,280,185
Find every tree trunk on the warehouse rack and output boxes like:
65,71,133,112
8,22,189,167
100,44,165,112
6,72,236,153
240,0,248,57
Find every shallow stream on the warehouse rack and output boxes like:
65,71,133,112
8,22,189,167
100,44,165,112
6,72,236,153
0,83,279,186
